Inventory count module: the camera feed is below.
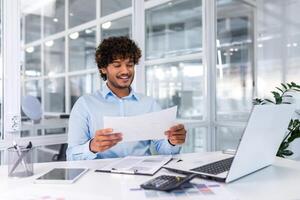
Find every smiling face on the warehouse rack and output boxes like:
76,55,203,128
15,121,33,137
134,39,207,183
101,58,135,97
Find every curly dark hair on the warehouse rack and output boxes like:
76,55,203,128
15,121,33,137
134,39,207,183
95,36,142,81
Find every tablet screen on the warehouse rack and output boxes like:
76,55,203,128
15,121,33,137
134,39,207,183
36,168,87,183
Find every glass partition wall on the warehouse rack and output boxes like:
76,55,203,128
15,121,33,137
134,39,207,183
215,0,255,150
145,0,205,152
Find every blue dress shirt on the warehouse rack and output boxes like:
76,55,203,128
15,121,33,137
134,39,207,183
67,84,181,160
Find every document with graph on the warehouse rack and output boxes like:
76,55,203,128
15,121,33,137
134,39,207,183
95,155,172,176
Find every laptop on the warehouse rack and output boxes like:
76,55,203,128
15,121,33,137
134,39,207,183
164,104,296,183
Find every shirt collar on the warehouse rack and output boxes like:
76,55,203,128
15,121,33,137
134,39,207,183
100,83,140,101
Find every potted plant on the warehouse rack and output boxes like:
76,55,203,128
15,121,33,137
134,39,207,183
253,82,300,158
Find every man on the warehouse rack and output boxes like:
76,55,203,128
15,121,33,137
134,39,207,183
67,36,187,160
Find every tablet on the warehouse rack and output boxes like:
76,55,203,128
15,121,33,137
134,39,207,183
34,168,88,184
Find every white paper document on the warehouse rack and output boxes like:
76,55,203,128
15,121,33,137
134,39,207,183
96,155,172,175
103,106,177,142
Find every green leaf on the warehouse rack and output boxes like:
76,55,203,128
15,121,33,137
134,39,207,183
281,83,288,90
287,130,300,143
290,82,300,88
287,83,292,88
276,151,284,158
280,141,289,150
271,91,282,104
271,91,280,97
276,87,284,93
275,98,282,104
276,148,285,157
282,150,294,156
293,120,299,127
264,99,275,104
252,98,263,105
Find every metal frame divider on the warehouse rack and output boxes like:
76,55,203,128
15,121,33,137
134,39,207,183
65,0,70,114
203,0,217,151
132,0,145,94
1,0,21,163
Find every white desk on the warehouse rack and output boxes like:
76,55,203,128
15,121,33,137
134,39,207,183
0,152,300,200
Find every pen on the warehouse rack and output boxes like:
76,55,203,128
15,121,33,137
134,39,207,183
13,141,30,175
111,168,138,174
222,149,236,155
8,150,28,176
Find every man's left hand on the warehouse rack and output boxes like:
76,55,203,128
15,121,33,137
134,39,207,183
164,124,187,145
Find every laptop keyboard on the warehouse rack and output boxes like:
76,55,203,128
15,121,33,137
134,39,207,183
191,157,234,175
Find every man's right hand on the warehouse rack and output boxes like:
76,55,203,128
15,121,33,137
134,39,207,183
89,128,123,153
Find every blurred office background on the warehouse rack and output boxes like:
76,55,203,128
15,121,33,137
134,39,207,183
0,0,299,164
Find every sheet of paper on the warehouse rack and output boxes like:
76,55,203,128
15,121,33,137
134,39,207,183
103,106,177,142
99,155,172,175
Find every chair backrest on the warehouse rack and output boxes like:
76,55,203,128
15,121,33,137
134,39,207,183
52,143,68,161
21,95,42,121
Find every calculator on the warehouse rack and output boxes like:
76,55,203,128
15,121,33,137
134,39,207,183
140,174,198,192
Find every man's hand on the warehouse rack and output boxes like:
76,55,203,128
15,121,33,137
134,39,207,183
164,124,187,145
90,128,123,153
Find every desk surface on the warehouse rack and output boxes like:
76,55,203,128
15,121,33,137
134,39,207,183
0,152,300,200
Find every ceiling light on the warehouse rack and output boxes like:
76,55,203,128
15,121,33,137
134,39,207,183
216,39,221,47
53,18,58,22
26,47,35,53
69,32,79,40
293,42,298,47
45,40,54,47
102,21,111,29
258,44,263,48
85,29,93,34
